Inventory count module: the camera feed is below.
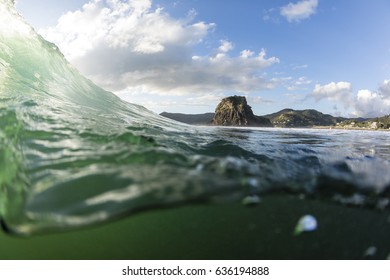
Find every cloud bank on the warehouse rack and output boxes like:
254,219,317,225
312,81,353,104
355,81,390,117
311,80,390,117
41,0,279,108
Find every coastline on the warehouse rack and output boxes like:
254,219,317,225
312,125,390,132
193,123,390,132
160,106,390,131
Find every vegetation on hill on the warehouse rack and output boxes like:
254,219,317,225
263,109,345,128
336,115,390,129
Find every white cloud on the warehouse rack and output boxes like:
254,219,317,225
379,79,390,97
354,89,390,118
287,76,312,90
240,50,255,59
353,80,390,117
40,0,279,110
247,95,275,105
115,48,279,95
284,92,306,102
217,40,233,53
311,80,390,117
296,76,312,85
262,7,280,23
353,82,390,117
280,0,319,22
43,0,211,59
312,82,353,105
116,90,224,113
292,64,309,70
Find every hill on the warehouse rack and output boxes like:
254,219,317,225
336,115,390,129
263,109,346,128
160,112,214,125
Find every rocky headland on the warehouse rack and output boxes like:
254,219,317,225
211,96,272,127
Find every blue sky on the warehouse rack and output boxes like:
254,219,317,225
15,0,390,117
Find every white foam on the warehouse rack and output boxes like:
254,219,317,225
0,0,34,38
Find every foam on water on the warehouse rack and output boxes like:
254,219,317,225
1,0,390,236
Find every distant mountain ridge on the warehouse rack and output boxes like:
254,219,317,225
160,112,214,125
161,110,390,129
263,108,346,128
160,108,342,127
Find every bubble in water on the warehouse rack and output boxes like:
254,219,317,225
364,246,377,258
294,215,317,236
242,195,261,206
246,178,258,188
376,198,389,210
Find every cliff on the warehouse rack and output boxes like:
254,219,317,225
211,96,272,127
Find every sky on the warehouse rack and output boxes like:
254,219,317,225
14,0,390,117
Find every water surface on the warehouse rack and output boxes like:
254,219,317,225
1,0,390,237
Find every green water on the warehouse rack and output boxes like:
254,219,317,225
0,0,246,235
1,195,389,259
1,0,390,259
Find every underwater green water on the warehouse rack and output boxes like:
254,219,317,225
1,195,390,259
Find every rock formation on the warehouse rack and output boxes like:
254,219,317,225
212,96,272,127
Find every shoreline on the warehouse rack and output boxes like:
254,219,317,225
311,125,390,132
160,107,390,132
